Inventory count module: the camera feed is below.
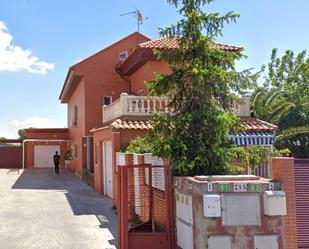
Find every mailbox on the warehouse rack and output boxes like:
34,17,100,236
263,191,287,216
203,194,221,217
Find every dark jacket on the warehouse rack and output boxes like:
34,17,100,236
53,154,60,164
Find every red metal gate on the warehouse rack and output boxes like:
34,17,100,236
295,159,309,248
117,153,174,249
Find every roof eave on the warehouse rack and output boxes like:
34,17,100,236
59,68,75,103
118,48,157,76
59,70,84,103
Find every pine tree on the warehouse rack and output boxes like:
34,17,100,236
146,0,256,176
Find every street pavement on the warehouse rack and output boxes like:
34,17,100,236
0,168,117,249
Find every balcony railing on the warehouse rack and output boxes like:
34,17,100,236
103,93,170,123
102,93,251,123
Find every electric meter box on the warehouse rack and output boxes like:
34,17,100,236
263,191,287,216
203,194,221,217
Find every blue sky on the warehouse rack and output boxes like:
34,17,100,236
0,0,308,138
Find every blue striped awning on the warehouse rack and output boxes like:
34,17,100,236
229,131,274,146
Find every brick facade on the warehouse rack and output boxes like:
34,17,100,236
92,127,148,206
24,128,70,169
0,147,22,168
272,157,298,249
117,153,174,249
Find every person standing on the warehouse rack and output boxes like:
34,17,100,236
53,151,60,175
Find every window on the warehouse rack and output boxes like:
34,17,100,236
74,105,78,121
73,144,78,158
95,143,99,165
119,51,128,61
103,96,112,106
70,104,78,127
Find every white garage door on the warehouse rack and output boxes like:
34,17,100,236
103,141,113,198
34,145,60,168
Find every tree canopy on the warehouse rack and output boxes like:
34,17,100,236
251,48,309,158
142,0,257,176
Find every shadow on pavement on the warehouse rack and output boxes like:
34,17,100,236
11,168,118,247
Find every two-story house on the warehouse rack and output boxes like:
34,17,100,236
58,32,151,177
88,37,277,206
23,33,277,209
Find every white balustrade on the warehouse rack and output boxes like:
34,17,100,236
102,98,122,123
102,93,170,123
103,93,250,123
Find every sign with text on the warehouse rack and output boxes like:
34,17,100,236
233,183,247,192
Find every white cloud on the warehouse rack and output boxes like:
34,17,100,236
0,117,62,139
9,117,55,129
8,117,56,138
0,21,54,74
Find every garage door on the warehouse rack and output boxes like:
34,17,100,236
34,145,60,168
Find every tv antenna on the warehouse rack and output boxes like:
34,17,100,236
120,9,148,32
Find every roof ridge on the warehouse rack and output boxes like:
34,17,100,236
137,36,242,51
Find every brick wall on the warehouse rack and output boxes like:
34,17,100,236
153,188,167,232
25,128,69,140
0,146,22,168
118,153,169,232
24,141,69,169
127,170,167,232
272,157,298,249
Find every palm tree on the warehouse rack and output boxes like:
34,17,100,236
250,87,295,124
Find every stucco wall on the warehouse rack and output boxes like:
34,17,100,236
175,176,285,249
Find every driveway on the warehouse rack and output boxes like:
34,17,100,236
0,168,117,249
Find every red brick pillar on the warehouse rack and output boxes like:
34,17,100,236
137,155,149,222
272,157,298,249
125,153,135,220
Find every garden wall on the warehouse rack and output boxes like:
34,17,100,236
0,146,22,168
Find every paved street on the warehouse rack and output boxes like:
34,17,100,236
0,168,117,249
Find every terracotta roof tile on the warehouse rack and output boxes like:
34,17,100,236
138,37,242,52
111,118,276,133
111,119,153,130
241,118,277,132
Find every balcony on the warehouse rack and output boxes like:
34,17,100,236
102,93,250,124
102,93,170,123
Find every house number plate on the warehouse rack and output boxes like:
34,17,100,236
233,183,247,192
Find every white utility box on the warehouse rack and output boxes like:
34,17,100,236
263,191,287,216
176,219,193,249
254,235,278,249
203,194,221,217
176,191,193,224
208,236,231,249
